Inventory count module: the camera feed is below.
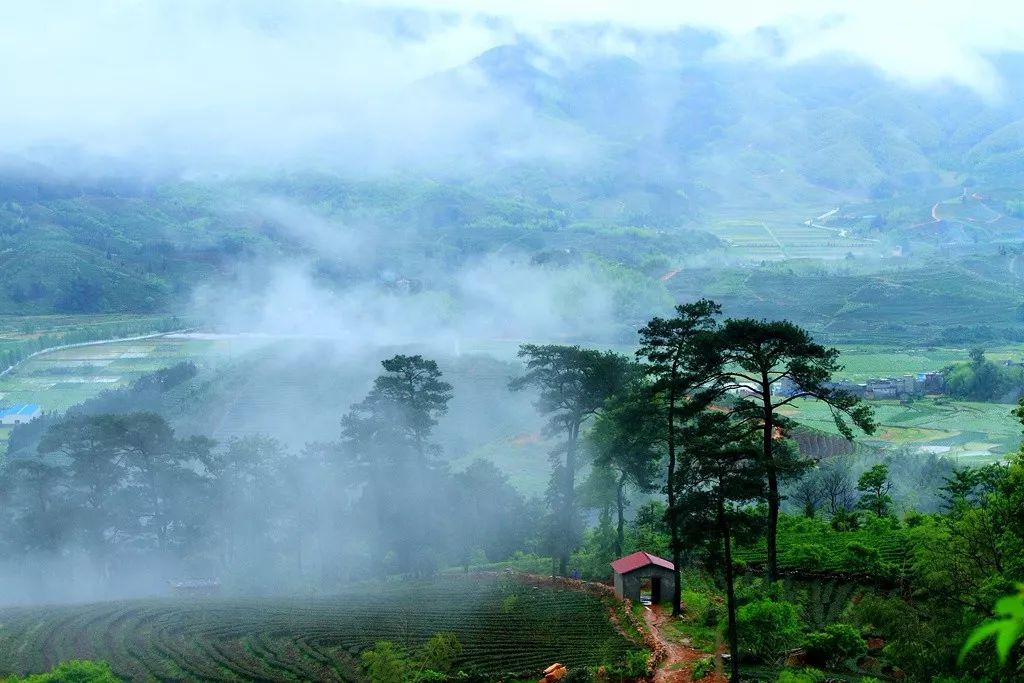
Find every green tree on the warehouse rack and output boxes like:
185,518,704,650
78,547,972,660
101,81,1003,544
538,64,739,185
587,384,663,557
509,344,633,576
37,414,127,553
637,299,722,615
737,599,805,664
856,464,893,517
37,412,211,562
674,411,765,683
205,435,288,583
344,355,453,465
342,355,454,575
708,318,875,581
361,641,413,683
417,632,463,674
451,460,530,569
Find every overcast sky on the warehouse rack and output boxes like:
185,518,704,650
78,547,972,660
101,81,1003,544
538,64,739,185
3,0,1023,172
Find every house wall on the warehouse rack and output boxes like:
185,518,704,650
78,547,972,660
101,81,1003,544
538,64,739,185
613,565,676,604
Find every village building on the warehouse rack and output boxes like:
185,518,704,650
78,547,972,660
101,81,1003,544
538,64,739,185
916,371,946,394
0,404,40,426
610,551,675,605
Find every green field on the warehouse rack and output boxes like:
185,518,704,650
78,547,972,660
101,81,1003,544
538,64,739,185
0,334,231,451
0,577,640,682
705,216,880,262
0,336,225,411
832,346,967,380
780,396,1020,461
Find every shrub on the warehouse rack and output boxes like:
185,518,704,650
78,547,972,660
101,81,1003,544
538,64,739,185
12,661,119,682
691,656,714,680
361,641,413,683
601,650,650,681
418,632,462,673
845,542,893,576
803,623,867,668
831,509,862,531
561,667,593,683
775,668,825,683
704,600,724,628
737,599,805,662
682,589,711,622
788,543,831,570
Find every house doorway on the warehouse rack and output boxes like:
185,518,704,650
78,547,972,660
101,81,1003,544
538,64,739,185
639,577,662,605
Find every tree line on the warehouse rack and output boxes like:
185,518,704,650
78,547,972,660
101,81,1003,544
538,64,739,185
0,300,878,681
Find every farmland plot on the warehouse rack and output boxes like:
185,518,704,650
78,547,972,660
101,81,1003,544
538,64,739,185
0,576,641,682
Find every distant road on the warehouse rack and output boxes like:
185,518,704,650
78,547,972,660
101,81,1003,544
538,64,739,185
761,222,786,254
0,329,195,379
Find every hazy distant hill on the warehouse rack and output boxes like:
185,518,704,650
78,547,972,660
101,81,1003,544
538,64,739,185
2,37,1024,321
441,37,1024,203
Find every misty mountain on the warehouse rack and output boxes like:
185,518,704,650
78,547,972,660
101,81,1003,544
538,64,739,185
442,36,1024,203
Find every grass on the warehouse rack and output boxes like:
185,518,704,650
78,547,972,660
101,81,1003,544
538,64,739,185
0,576,642,682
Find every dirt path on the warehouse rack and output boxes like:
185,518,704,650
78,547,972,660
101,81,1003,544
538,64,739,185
643,604,725,683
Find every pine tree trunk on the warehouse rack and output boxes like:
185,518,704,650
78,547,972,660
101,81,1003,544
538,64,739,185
763,372,779,583
560,420,580,577
667,379,683,616
718,496,740,683
615,473,627,558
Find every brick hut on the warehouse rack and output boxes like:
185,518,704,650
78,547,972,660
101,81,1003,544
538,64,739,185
610,551,675,604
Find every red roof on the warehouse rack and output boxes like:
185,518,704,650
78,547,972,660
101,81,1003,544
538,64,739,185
610,551,674,574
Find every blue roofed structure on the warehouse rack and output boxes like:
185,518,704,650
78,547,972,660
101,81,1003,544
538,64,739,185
0,404,41,425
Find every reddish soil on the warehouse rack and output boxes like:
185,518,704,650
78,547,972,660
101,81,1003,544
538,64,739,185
643,604,727,683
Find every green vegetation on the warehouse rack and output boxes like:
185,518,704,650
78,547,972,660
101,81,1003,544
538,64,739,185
736,599,804,662
945,347,1024,402
780,396,1021,456
962,588,1024,666
732,517,908,579
3,660,119,683
5,299,1024,683
0,578,640,681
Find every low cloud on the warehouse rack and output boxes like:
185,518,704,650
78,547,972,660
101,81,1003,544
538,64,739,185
4,1,1022,176
191,253,624,350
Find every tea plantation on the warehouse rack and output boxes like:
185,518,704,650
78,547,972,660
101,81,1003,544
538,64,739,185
0,577,642,682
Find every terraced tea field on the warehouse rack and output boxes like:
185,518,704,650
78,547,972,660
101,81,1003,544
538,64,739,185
734,529,910,578
706,218,879,261
0,577,641,682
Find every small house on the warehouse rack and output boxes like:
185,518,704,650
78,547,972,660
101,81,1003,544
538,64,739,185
610,551,675,605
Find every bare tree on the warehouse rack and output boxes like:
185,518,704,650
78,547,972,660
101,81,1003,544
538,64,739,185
792,472,825,517
820,460,855,515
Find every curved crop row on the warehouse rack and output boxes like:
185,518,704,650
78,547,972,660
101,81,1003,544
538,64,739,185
0,576,641,681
